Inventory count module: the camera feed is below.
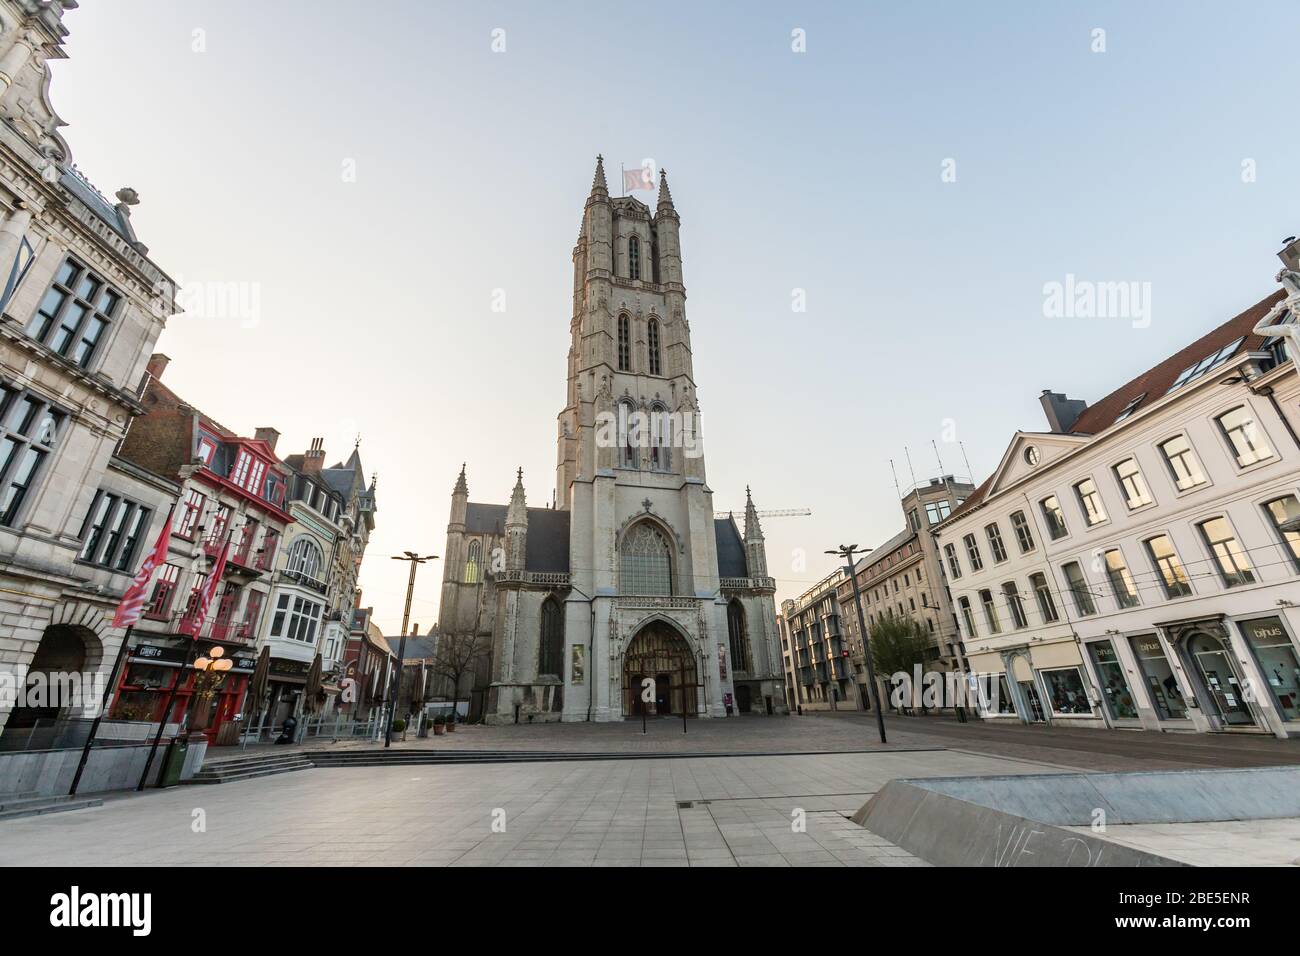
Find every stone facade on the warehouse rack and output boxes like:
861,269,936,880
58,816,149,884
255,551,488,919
437,159,787,724
0,2,180,737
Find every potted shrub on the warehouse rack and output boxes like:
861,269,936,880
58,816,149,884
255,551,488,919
433,715,446,736
445,711,456,733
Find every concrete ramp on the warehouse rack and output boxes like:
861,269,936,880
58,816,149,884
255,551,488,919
852,766,1300,867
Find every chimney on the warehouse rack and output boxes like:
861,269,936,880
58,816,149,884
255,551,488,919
254,427,280,452
1039,390,1088,434
303,436,325,474
1279,236,1300,272
146,353,170,380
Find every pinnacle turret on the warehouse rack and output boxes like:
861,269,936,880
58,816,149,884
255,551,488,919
590,154,608,197
507,467,527,523
743,485,764,541
657,168,675,212
453,463,468,497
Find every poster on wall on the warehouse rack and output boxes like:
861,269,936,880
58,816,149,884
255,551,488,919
571,645,585,685
718,644,727,680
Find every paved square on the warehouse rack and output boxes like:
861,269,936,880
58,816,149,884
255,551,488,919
0,749,1052,867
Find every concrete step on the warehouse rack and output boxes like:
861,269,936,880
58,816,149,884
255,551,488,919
0,795,103,821
189,751,314,785
195,759,312,775
186,762,313,785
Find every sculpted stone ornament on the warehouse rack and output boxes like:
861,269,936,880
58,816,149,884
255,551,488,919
1253,267,1300,364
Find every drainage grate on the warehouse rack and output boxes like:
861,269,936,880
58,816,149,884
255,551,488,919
677,801,694,809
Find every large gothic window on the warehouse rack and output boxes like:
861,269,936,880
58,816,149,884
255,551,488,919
650,404,671,472
628,236,641,280
539,596,564,677
620,523,672,595
617,314,631,371
728,600,752,672
464,539,481,584
618,400,637,469
647,316,662,375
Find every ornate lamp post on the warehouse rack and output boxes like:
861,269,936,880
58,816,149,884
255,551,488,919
189,646,234,732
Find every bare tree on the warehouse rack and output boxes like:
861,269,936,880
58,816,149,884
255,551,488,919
429,631,489,722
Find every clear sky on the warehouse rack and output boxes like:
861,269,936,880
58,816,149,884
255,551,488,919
50,1,1300,632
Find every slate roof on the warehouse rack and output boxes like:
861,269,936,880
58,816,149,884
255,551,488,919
1069,290,1280,435
60,168,133,241
463,503,571,572
714,517,748,577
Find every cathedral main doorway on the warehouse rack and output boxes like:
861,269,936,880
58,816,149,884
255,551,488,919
623,623,699,717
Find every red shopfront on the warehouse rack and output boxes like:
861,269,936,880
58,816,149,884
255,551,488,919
110,641,256,745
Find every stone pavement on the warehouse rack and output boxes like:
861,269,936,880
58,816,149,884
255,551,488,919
1072,818,1300,867
0,749,1053,867
279,711,1300,773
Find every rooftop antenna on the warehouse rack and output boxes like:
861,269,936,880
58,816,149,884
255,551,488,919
959,440,975,484
889,458,903,501
904,446,919,490
931,439,946,477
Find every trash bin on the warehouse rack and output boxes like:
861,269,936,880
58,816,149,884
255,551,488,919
159,735,189,788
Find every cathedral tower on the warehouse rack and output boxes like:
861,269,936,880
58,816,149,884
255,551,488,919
439,159,787,723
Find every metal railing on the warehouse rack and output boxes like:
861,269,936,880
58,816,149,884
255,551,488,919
0,717,177,753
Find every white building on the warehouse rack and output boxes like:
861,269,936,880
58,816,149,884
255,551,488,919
938,269,1300,738
0,3,181,741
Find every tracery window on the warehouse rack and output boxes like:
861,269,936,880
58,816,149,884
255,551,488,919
620,523,672,595
539,596,564,677
464,539,481,584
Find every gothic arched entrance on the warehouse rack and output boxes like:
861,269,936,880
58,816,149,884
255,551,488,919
622,622,699,717
2,624,98,745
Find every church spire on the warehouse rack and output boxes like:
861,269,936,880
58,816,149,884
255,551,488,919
743,486,768,577
657,167,676,215
507,467,527,523
744,485,764,541
453,462,468,497
506,467,528,570
590,154,608,197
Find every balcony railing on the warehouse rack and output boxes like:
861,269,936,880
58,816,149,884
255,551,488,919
280,567,328,595
209,617,255,643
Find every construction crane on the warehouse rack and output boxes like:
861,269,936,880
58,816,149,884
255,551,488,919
713,507,811,519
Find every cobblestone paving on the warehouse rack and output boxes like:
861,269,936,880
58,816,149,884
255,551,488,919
0,750,1050,867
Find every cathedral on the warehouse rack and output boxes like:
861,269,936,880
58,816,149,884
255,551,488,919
437,157,787,723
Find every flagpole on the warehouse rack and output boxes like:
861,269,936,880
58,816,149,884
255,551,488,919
68,624,133,796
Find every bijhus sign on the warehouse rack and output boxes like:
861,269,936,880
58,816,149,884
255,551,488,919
49,886,151,936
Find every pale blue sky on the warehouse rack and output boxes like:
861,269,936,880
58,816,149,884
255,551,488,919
51,1,1300,631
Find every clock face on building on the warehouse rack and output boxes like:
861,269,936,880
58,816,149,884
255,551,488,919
1024,445,1040,466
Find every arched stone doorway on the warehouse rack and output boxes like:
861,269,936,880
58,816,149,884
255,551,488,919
622,622,699,717
3,624,98,735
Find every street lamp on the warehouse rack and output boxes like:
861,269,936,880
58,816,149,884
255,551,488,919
826,545,887,743
189,646,235,733
386,552,438,747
